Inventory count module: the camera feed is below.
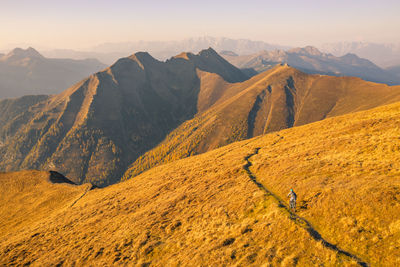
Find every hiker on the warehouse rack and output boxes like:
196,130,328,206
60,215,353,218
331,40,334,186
288,189,297,211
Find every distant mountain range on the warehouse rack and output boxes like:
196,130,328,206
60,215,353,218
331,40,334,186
0,47,107,99
17,38,400,71
92,36,289,57
1,48,400,186
41,37,290,64
320,42,400,68
221,46,400,85
37,38,400,71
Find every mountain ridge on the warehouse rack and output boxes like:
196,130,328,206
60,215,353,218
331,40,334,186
2,47,44,61
0,48,248,186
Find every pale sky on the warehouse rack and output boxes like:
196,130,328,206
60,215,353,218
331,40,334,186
0,0,399,50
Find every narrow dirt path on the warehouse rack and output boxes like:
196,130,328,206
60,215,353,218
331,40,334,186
70,184,93,208
243,147,369,267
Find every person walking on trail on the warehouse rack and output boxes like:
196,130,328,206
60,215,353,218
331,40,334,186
288,189,297,212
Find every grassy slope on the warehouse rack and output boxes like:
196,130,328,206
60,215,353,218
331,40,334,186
1,101,399,265
250,103,400,266
0,171,90,244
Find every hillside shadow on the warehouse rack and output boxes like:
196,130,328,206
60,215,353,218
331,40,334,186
49,171,76,185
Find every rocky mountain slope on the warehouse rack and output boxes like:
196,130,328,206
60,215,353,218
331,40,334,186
0,47,106,98
221,46,400,85
123,64,400,179
1,101,399,266
0,48,248,186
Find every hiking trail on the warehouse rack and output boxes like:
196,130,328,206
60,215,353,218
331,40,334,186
70,184,93,208
243,146,369,267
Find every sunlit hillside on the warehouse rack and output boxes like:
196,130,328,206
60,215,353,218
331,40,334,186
1,100,399,266
0,171,90,239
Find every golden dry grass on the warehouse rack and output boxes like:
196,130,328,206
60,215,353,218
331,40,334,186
1,101,400,265
249,102,400,266
0,171,89,234
0,149,345,266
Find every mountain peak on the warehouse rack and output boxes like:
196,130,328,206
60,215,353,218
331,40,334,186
173,52,193,60
272,62,295,72
129,51,157,62
338,53,379,68
126,51,158,69
303,46,322,55
198,47,219,57
172,48,219,61
341,53,360,59
289,46,323,56
6,47,44,59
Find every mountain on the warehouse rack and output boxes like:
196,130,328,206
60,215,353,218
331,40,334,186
2,48,400,187
386,65,400,79
0,47,107,99
123,64,400,179
43,37,290,64
0,94,49,135
3,47,44,59
0,48,248,186
1,101,400,265
320,42,400,68
221,46,400,85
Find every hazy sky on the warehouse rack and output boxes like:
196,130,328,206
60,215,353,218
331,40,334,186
1,0,399,50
